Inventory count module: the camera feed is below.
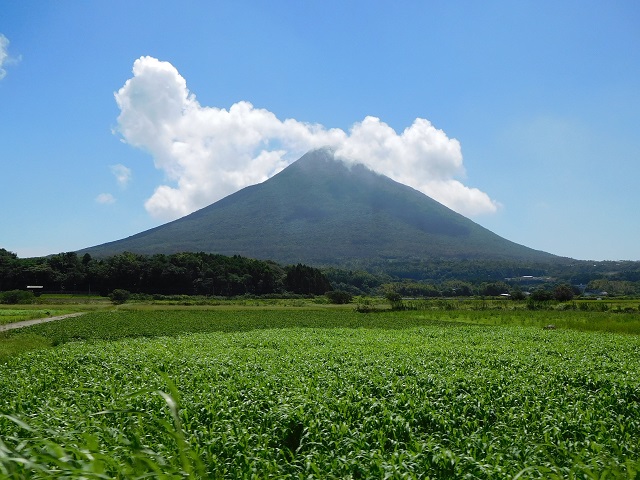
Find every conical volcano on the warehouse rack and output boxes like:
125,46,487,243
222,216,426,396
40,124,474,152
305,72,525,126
80,148,558,264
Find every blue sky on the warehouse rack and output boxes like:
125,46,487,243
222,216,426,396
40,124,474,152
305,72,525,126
1,1,639,260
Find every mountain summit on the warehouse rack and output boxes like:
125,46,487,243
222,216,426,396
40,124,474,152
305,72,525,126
81,148,557,264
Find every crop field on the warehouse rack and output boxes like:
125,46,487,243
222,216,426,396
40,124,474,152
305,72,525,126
0,308,639,478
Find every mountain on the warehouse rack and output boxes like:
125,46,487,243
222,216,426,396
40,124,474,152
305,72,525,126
80,148,560,266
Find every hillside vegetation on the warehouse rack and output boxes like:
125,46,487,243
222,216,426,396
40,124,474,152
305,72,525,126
78,148,562,266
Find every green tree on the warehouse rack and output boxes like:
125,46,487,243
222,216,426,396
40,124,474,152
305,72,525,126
480,281,510,296
385,291,403,310
441,280,473,297
509,285,526,300
530,288,553,301
284,264,331,295
0,249,19,291
553,284,574,302
325,290,353,304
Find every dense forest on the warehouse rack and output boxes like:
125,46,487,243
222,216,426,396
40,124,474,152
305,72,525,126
2,248,640,298
0,249,330,296
324,258,640,297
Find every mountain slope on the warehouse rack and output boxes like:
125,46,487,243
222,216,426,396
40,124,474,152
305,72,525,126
80,148,559,265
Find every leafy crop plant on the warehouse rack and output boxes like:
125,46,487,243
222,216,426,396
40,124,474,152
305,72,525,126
0,310,638,478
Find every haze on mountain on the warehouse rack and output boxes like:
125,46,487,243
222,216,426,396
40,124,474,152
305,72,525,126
80,148,560,266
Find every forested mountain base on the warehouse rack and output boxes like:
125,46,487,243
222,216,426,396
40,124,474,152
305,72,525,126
2,248,640,299
0,249,329,297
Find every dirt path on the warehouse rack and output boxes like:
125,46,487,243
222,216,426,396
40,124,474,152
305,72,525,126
0,312,87,332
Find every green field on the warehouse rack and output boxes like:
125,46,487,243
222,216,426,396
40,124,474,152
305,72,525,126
0,309,77,326
0,307,639,478
0,294,112,326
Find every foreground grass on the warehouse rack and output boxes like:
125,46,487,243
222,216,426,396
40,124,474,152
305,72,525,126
0,308,639,478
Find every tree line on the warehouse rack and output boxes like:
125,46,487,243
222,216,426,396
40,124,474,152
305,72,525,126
322,266,640,298
0,249,330,296
2,247,640,299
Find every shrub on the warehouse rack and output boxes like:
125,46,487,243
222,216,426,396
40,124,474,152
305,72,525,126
109,289,131,305
0,290,35,305
325,290,353,304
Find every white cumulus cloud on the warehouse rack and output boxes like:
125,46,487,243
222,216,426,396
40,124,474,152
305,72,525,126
110,164,132,188
96,193,116,205
115,56,499,220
